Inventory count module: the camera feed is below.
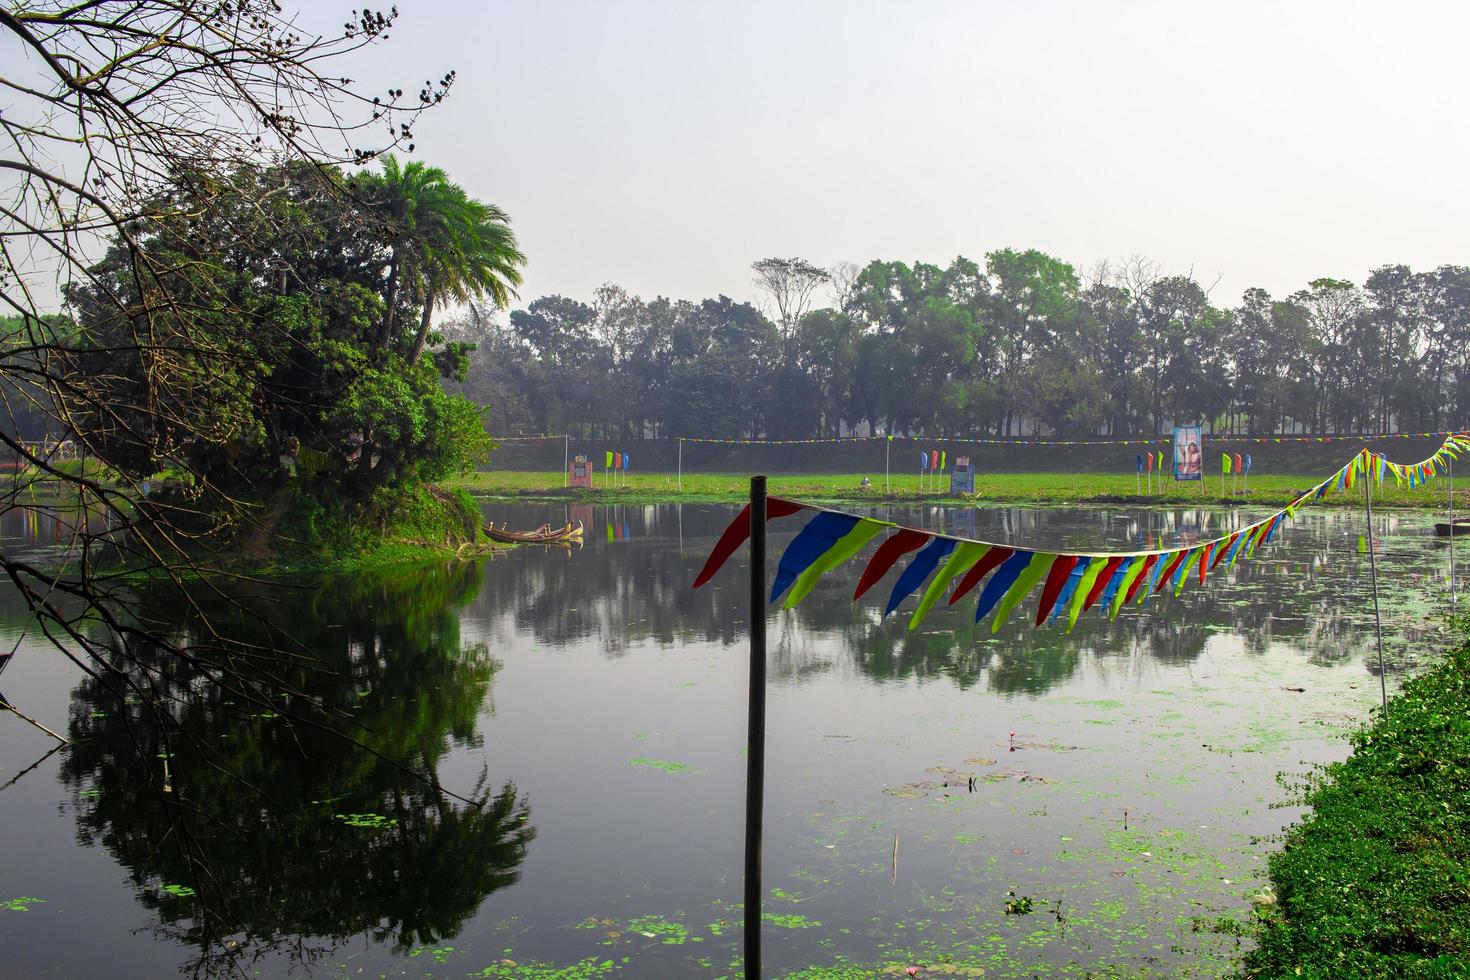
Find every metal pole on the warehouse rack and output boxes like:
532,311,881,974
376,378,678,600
563,434,569,488
1364,470,1387,710
745,475,768,979
1451,458,1456,612
678,438,683,493
885,438,890,493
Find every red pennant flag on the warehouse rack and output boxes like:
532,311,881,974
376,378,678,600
947,546,1015,604
1123,554,1160,605
1081,556,1123,612
1035,555,1080,626
692,498,804,587
1212,535,1236,570
854,528,930,599
1154,550,1189,594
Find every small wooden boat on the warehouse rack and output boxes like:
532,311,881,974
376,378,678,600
1434,518,1470,537
484,520,584,544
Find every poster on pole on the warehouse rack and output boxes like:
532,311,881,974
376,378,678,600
1172,425,1203,481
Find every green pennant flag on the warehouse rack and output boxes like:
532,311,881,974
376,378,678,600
989,552,1051,633
784,520,887,609
605,451,614,468
909,542,986,629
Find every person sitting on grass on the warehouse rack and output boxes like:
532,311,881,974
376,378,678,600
859,476,872,488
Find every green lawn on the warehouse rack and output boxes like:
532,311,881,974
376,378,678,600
446,469,1456,509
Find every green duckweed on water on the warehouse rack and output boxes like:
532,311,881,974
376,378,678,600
1,897,44,912
627,757,703,775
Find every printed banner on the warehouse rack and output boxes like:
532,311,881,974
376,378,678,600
1173,426,1203,481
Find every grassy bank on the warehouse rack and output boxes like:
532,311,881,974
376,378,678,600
447,469,1455,509
1241,629,1470,978
253,483,498,573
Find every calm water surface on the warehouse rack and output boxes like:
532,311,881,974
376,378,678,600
0,500,1458,978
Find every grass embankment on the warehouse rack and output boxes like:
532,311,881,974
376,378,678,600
447,470,1454,509
1241,631,1470,978
256,483,497,573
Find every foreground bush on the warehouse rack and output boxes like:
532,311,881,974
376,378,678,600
1242,629,1470,978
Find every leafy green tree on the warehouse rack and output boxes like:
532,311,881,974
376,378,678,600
64,162,496,499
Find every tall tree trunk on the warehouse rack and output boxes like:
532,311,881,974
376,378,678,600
409,285,437,364
379,249,401,350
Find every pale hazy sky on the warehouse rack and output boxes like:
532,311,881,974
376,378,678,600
372,0,1467,308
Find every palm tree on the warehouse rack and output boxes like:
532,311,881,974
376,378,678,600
368,155,525,363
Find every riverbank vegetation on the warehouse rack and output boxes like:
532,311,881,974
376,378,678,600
1241,625,1470,977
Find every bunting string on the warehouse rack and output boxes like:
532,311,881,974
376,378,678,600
692,435,1470,634
675,431,1464,448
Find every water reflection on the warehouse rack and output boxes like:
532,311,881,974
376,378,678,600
35,501,1454,977
60,563,533,976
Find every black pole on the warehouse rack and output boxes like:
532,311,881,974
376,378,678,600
1364,469,1387,710
744,475,767,979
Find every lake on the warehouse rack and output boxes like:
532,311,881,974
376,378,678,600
0,500,1457,978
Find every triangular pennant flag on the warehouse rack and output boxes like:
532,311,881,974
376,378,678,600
1067,559,1108,631
855,528,930,598
1081,556,1124,613
948,546,1016,605
908,542,986,629
989,553,1051,632
1050,558,1093,624
1035,555,1080,626
784,519,887,608
771,512,864,603
884,537,957,616
1154,550,1189,594
1098,556,1135,611
692,498,805,588
1116,554,1157,617
973,550,1033,623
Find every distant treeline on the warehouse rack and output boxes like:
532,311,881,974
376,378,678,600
443,252,1470,441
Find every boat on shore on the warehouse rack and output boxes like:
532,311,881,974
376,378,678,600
1434,518,1470,537
484,520,584,544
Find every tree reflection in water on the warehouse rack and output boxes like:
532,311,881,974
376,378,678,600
61,562,533,976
